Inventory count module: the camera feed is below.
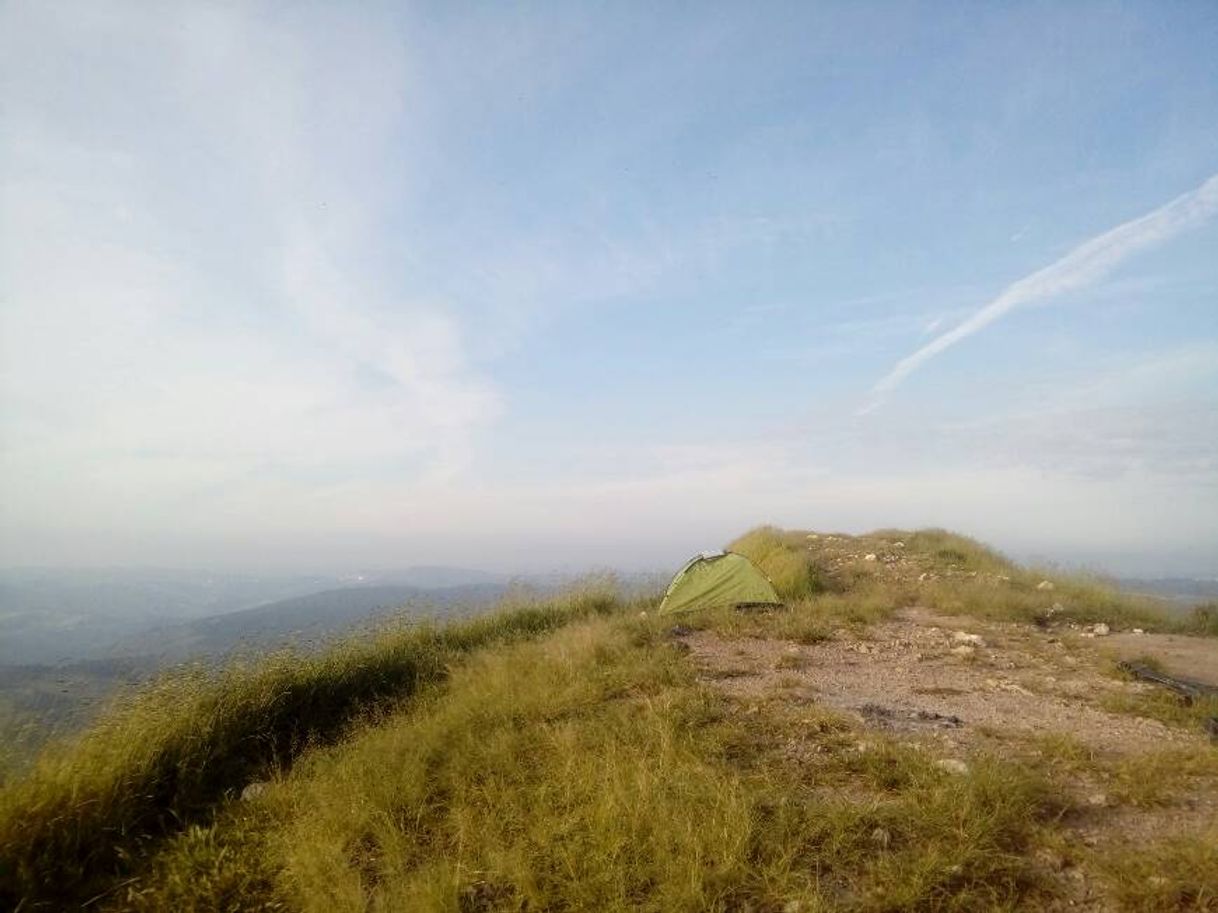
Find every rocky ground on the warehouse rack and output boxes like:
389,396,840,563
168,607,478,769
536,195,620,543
680,607,1218,911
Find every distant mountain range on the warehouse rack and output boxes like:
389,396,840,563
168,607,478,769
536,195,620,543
0,572,514,735
0,565,509,665
108,582,508,662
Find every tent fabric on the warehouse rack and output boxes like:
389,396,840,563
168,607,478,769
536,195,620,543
658,551,781,614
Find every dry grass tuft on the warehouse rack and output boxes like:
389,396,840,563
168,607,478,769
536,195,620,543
110,614,1068,912
0,586,622,909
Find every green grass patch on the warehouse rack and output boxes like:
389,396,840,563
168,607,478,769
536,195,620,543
726,525,1204,636
1097,832,1218,911
0,587,623,910
117,613,1069,912
1106,748,1218,808
1102,687,1218,735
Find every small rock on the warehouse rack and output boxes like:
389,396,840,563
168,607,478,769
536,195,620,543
1086,793,1108,807
950,645,976,657
918,572,930,582
1037,580,1055,591
638,610,648,619
1091,623,1110,636
806,533,819,540
1132,628,1145,635
863,553,878,562
935,758,969,775
952,631,985,647
894,541,905,548
241,781,269,801
1047,602,1065,616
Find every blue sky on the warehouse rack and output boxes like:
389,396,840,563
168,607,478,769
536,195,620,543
2,1,1216,574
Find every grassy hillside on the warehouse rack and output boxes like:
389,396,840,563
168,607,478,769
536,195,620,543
1,528,1215,911
729,526,1217,636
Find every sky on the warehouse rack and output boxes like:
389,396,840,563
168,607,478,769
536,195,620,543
2,1,1217,576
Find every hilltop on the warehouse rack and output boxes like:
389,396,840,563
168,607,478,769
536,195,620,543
1,528,1215,911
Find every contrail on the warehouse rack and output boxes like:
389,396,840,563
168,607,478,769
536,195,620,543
862,173,1218,413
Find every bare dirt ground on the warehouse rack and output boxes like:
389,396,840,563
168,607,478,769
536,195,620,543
1101,630,1218,682
681,607,1218,911
685,608,1213,756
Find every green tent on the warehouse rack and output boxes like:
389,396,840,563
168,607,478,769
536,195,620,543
658,551,782,615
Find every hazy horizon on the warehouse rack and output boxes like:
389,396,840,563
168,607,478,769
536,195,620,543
3,3,1217,580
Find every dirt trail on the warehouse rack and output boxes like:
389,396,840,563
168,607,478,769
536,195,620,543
684,607,1214,757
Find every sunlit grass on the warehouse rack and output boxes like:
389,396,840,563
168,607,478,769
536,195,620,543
113,614,1066,912
0,585,623,909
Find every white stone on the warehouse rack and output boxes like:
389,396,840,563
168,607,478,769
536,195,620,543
935,758,969,775
1091,623,1110,636
1037,580,1055,591
241,781,269,801
1132,628,1145,635
863,553,878,562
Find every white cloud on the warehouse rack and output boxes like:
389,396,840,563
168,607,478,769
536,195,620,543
0,2,498,549
863,172,1218,412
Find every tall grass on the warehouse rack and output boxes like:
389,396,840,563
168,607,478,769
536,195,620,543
732,525,1208,635
1097,832,1218,911
116,614,1065,912
728,526,822,600
0,587,621,909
